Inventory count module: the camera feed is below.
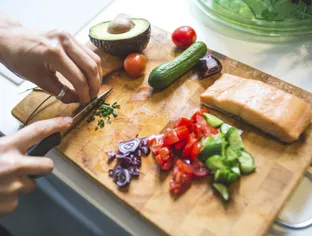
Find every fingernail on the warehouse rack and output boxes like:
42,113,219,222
64,116,73,124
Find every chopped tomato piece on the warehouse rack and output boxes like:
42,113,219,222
163,129,179,146
196,115,219,137
176,159,193,175
190,159,209,177
182,133,197,159
175,126,189,141
174,139,187,150
190,141,203,162
193,123,203,139
191,108,210,122
158,147,170,157
173,117,193,130
161,156,174,171
170,160,192,195
155,154,165,165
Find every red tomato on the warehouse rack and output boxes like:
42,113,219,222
190,141,203,162
171,26,197,49
174,139,187,150
175,126,189,141
150,135,164,154
176,159,193,175
155,154,165,165
170,160,193,195
173,117,193,130
163,129,179,146
193,123,203,139
190,160,209,177
191,108,210,122
161,156,174,171
124,53,147,77
182,133,197,159
196,115,219,137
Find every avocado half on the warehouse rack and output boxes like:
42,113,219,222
89,18,151,57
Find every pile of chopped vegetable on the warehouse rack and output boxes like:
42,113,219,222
148,108,256,201
87,99,120,130
106,137,150,187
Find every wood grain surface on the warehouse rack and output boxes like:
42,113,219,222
12,26,312,236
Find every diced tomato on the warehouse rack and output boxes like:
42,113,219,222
163,129,179,146
191,108,210,122
182,133,197,159
170,160,192,195
176,159,193,175
157,147,170,157
190,159,209,177
149,134,164,154
161,156,174,171
193,123,203,139
175,126,189,141
155,154,165,165
173,117,193,131
190,141,203,162
196,115,219,137
174,139,187,150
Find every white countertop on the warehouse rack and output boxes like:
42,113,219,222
1,0,312,235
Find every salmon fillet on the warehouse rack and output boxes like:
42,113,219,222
200,73,312,143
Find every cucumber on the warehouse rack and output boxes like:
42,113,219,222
214,168,239,185
221,123,243,135
220,123,232,134
205,155,226,173
199,136,224,162
148,41,208,89
213,183,230,201
203,113,224,128
238,151,256,174
225,146,242,162
226,127,244,149
231,166,241,176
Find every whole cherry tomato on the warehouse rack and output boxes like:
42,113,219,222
171,26,197,49
124,53,147,77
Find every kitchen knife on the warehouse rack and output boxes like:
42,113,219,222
25,88,113,156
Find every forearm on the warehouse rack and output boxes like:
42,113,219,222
0,14,23,63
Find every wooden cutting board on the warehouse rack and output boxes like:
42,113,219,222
12,26,312,236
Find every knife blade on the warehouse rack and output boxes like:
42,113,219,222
25,88,113,157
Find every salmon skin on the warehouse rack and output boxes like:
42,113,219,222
200,73,312,143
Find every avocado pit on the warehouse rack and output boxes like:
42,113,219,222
107,14,135,34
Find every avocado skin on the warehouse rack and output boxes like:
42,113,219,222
89,24,151,57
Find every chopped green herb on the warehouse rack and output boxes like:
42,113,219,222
95,126,99,131
87,101,120,130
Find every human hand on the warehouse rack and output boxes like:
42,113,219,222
0,116,72,216
0,15,102,105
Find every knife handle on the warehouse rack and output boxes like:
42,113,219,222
26,132,62,156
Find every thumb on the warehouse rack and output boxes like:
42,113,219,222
9,117,73,153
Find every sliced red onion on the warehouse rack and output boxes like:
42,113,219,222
128,166,140,177
108,169,114,176
197,54,222,78
116,153,127,159
121,156,132,168
140,137,148,146
118,138,140,154
136,149,142,157
130,153,135,159
140,146,150,156
106,151,117,162
132,157,142,166
112,168,131,187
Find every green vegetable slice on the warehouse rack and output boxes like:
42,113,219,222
238,151,256,174
226,127,244,149
220,123,232,134
203,113,224,128
213,183,230,201
205,155,226,173
225,146,242,161
199,136,224,162
214,168,239,185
